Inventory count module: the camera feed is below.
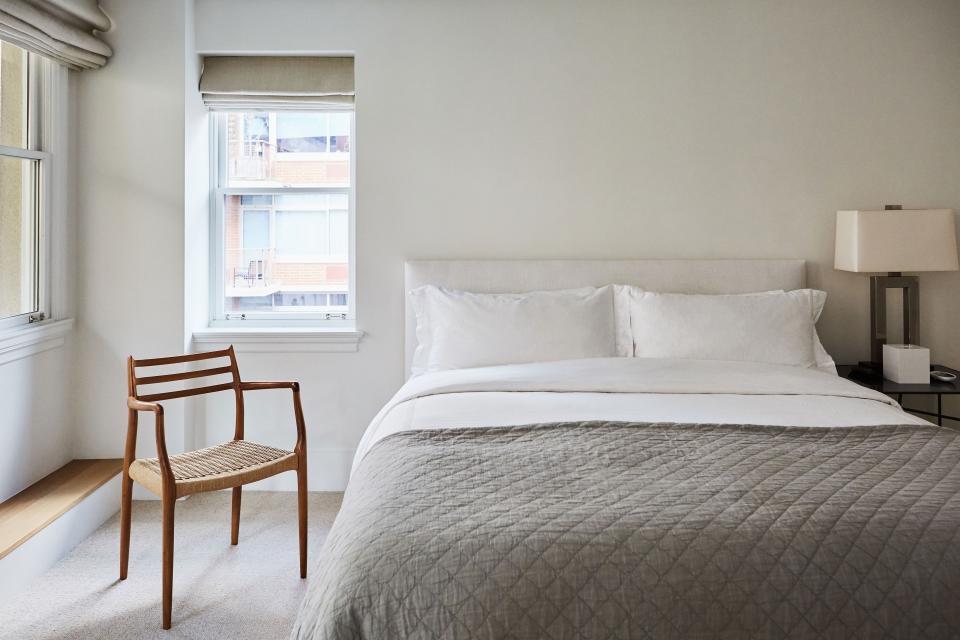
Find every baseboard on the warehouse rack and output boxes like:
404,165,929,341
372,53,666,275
0,476,120,602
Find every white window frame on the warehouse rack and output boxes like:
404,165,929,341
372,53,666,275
0,50,52,334
209,110,356,327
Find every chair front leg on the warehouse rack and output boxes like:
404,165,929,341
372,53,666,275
161,488,175,630
297,455,308,579
154,410,177,630
120,410,137,580
292,385,308,578
119,469,133,580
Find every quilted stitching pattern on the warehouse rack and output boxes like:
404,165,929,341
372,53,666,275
293,422,960,639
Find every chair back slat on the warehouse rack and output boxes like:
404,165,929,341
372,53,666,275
129,347,240,403
133,348,233,368
137,366,234,386
140,382,236,403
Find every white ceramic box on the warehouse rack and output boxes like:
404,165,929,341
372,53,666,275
883,344,930,384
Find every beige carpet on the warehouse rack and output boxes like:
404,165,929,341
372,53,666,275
0,491,343,640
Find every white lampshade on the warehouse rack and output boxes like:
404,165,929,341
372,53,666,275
834,209,959,273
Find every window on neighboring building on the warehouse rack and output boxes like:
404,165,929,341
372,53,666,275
0,39,46,331
275,112,351,154
213,110,354,322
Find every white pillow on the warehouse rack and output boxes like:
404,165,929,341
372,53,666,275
627,288,825,368
616,285,836,372
410,285,616,375
613,284,636,357
808,292,837,374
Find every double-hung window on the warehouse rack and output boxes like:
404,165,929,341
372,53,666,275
0,39,48,331
205,56,356,326
212,111,354,323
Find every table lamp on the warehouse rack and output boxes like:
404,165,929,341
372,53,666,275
834,206,959,372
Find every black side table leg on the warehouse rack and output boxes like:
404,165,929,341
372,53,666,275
938,394,942,426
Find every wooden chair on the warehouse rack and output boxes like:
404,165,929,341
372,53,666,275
120,345,307,630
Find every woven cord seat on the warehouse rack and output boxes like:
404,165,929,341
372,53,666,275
138,440,292,480
129,440,297,497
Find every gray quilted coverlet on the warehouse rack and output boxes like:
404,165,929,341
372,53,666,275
293,422,960,639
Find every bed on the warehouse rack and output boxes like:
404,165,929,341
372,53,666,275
293,260,960,639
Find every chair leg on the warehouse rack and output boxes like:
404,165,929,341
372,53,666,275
161,494,175,630
119,472,133,580
231,486,241,545
297,463,308,579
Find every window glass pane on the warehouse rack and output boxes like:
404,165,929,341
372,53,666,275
221,109,352,318
0,155,38,320
328,193,348,210
223,192,350,315
276,210,328,257
239,194,272,206
328,113,351,153
225,110,352,187
243,211,269,248
276,193,322,209
330,209,348,256
276,113,327,153
242,210,269,266
0,40,28,149
241,112,269,154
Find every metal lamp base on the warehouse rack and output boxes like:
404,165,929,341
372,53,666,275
870,273,919,366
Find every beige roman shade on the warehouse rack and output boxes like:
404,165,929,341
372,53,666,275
199,56,355,111
0,0,112,69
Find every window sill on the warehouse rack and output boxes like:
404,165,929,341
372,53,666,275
192,326,364,353
0,318,74,366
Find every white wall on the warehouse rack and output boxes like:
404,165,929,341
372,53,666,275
184,1,207,352
69,0,960,491
73,0,189,465
183,0,209,454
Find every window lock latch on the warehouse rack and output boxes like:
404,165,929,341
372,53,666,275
28,312,46,324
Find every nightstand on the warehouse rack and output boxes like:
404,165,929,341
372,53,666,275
837,364,960,426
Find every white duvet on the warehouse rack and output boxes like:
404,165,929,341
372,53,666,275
353,357,926,472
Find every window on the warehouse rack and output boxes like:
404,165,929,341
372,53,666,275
0,40,47,331
275,113,351,154
213,110,354,322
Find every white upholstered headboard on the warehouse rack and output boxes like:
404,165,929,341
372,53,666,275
404,259,806,376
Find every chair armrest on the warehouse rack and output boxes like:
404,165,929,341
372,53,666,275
239,381,306,454
126,396,174,486
128,397,163,414
240,381,300,392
